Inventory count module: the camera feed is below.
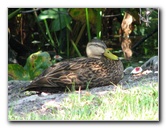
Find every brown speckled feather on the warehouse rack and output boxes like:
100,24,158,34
24,55,124,92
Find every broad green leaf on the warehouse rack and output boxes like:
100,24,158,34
24,51,52,79
8,64,30,80
38,8,72,32
50,14,72,32
38,8,60,20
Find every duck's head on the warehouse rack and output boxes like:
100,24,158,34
86,38,119,60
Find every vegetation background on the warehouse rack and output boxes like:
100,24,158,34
8,8,158,81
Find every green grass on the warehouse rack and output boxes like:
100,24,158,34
8,82,159,121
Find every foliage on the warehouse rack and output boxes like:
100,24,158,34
8,64,29,80
8,51,52,80
8,8,159,80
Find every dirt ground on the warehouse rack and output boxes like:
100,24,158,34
8,70,158,116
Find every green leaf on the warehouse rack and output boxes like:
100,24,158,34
50,13,72,32
38,8,60,20
8,64,30,80
8,8,22,20
38,8,72,32
8,51,52,81
24,51,52,79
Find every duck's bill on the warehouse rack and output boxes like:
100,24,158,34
104,48,119,60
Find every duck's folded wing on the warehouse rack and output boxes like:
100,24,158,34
23,58,88,90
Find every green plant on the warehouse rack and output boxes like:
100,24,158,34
8,51,52,80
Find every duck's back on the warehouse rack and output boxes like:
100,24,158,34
24,57,124,92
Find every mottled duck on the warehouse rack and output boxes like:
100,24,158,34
24,39,124,93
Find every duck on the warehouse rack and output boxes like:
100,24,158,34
23,38,124,93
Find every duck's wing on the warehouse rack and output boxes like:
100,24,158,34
24,57,89,91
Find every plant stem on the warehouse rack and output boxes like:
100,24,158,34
85,8,91,41
43,19,55,47
33,9,48,42
58,8,62,47
71,40,82,57
71,23,86,55
96,9,102,39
